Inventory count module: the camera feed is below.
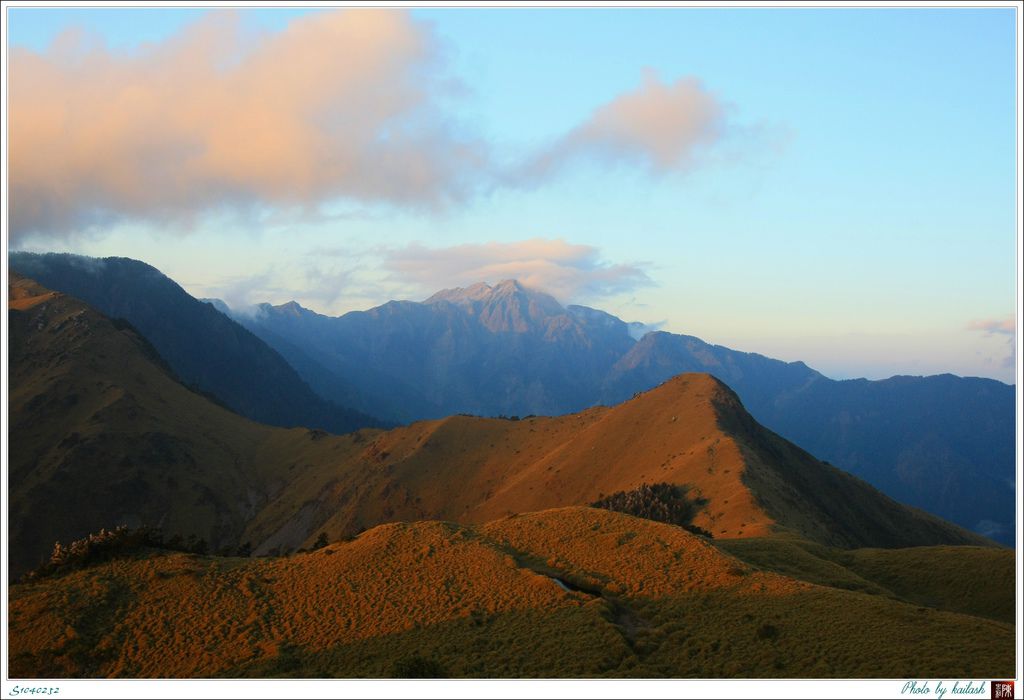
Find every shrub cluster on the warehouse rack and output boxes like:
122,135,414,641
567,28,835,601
24,526,213,581
591,482,713,538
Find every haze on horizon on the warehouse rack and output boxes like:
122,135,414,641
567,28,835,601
4,6,1019,383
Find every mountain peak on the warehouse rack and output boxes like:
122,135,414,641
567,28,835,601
425,279,546,303
423,279,567,333
493,278,526,292
425,279,556,310
200,297,232,316
275,300,308,316
424,281,493,305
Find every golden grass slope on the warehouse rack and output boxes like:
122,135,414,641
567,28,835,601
249,374,991,553
8,507,1014,678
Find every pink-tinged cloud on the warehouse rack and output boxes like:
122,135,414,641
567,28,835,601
9,9,488,239
967,317,1015,335
10,14,736,241
514,68,726,181
967,316,1016,368
383,238,652,303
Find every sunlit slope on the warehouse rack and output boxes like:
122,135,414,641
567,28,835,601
249,375,991,552
8,508,1013,678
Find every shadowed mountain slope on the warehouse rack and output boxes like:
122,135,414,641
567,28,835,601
7,273,368,577
9,252,381,434
233,279,636,422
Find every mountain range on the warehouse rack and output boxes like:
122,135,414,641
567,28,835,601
10,253,1015,545
7,271,992,573
6,271,1013,678
227,276,1015,545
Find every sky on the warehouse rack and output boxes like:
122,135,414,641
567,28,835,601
4,4,1020,383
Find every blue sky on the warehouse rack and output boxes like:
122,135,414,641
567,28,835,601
5,6,1019,382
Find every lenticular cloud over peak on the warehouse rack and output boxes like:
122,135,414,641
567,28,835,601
382,238,653,304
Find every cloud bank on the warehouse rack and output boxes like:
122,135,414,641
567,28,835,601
383,238,652,303
9,9,487,239
9,9,732,241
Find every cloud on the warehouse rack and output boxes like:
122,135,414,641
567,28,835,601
199,261,356,314
382,238,652,303
9,12,740,242
200,269,279,315
513,68,726,182
627,320,666,341
9,9,488,240
967,318,1015,335
967,316,1016,368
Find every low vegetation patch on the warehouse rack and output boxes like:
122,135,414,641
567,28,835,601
591,482,712,537
23,526,213,581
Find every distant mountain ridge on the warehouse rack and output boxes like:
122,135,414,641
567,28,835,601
227,277,1015,545
231,279,637,422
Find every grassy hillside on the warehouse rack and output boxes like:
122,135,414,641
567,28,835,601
7,273,363,577
8,508,1014,678
718,537,1014,624
246,374,991,554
